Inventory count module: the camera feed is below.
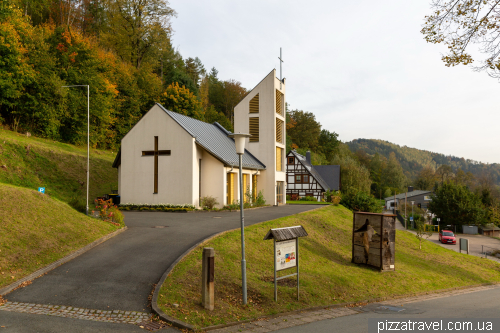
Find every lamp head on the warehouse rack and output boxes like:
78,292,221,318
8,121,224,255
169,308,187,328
228,133,251,155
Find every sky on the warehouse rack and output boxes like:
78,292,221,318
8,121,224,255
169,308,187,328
168,0,500,164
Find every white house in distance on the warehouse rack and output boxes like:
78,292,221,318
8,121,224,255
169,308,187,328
113,69,286,208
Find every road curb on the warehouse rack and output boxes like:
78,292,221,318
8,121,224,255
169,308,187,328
0,227,127,296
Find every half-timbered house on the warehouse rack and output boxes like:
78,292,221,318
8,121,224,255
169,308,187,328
286,150,340,201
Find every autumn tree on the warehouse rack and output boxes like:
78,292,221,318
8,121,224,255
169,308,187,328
158,82,204,120
436,164,453,185
422,0,500,78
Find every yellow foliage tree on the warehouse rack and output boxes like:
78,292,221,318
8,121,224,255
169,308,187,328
159,82,204,120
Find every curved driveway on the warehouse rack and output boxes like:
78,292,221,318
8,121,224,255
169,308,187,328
1,205,319,331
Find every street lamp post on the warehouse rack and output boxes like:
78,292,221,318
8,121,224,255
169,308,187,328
62,85,90,216
228,132,251,305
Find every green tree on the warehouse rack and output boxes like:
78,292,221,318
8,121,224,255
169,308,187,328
318,129,339,162
287,109,321,150
204,105,233,132
158,82,204,120
382,152,406,192
332,144,371,193
415,166,438,190
102,0,176,69
428,182,486,226
422,0,500,78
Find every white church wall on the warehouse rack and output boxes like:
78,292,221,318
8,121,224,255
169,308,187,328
120,105,195,205
200,150,226,209
234,70,286,205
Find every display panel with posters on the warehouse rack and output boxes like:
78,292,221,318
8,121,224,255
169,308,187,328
275,239,296,271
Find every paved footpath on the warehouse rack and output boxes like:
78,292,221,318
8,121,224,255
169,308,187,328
0,205,318,332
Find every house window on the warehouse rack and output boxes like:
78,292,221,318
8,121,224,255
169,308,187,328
249,117,259,142
287,156,294,164
249,94,259,113
295,174,309,183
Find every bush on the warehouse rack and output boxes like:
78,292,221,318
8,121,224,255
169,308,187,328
254,190,266,207
93,198,124,226
201,196,219,210
325,190,341,205
299,196,317,202
286,195,291,201
340,190,382,213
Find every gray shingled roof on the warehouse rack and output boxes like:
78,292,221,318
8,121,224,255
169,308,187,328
289,150,331,191
384,190,432,201
158,104,266,170
313,165,341,191
263,226,308,241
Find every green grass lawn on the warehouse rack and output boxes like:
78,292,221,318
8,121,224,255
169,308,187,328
0,128,118,211
157,205,500,329
287,200,330,205
0,183,121,289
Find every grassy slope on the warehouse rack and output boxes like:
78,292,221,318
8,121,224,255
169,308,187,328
158,205,500,328
0,183,120,289
0,128,118,210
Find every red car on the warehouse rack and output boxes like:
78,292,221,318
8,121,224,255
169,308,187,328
439,230,456,244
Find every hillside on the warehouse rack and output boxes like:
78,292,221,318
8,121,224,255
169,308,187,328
0,128,118,211
0,183,120,289
346,138,500,186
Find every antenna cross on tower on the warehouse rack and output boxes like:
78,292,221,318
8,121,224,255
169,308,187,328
278,47,284,89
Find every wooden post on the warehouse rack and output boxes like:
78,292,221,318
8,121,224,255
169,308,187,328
202,247,215,310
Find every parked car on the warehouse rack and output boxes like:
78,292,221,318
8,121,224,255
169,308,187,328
439,230,456,244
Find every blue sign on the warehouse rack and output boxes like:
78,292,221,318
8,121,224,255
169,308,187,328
410,217,413,221
38,187,45,193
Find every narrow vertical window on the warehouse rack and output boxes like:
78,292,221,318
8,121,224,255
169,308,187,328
249,117,259,142
276,147,283,171
252,174,257,201
249,94,259,113
276,90,284,116
276,118,284,143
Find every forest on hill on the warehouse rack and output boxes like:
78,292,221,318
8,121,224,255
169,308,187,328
0,0,242,149
346,139,500,190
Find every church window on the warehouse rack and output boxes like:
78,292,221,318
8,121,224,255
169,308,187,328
287,156,294,165
276,118,284,144
276,90,284,116
249,117,259,142
243,174,248,203
249,94,259,113
227,173,234,204
276,147,284,171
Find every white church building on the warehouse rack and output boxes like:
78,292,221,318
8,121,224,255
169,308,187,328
112,69,287,208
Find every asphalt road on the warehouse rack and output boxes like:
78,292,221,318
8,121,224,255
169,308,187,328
275,285,500,332
0,205,319,332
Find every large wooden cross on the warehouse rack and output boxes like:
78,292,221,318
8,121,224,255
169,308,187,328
142,136,170,193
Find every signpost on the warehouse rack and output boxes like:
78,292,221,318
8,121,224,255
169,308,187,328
38,187,45,194
264,226,308,301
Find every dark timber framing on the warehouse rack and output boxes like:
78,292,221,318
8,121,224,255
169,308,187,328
142,136,171,193
286,151,325,201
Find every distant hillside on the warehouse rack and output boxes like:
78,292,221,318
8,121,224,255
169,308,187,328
0,128,117,211
346,139,500,185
